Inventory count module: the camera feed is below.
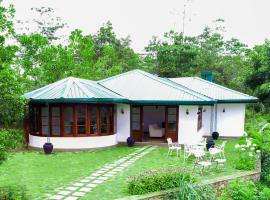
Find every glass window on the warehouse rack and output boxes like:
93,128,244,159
41,107,49,136
167,107,177,131
51,107,60,136
100,106,108,134
90,107,98,134
64,106,73,135
197,107,203,131
29,106,40,135
77,105,86,134
131,107,141,131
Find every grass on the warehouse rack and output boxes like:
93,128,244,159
81,140,245,200
0,140,252,200
0,146,135,199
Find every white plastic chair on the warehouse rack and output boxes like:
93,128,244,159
193,149,212,175
167,138,181,157
210,141,227,168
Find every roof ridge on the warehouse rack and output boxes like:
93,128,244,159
135,70,214,101
73,78,95,98
193,77,256,99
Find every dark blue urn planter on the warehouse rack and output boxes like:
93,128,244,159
127,137,135,147
206,140,215,150
212,131,219,140
43,142,53,154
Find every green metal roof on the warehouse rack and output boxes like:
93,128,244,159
169,77,257,103
98,70,215,104
24,77,128,103
24,70,257,105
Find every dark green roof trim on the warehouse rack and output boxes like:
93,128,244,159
130,100,215,105
29,98,130,104
217,99,258,103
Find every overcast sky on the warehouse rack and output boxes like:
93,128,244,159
3,0,270,52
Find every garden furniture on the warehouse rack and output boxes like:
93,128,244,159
193,149,212,175
149,124,165,137
167,138,181,157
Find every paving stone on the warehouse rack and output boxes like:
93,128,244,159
79,187,92,192
98,176,108,180
66,187,78,191
58,191,71,196
91,173,101,177
93,179,104,184
80,179,90,183
107,171,117,174
72,191,85,197
85,176,96,179
86,183,97,188
50,195,64,200
73,183,84,187
103,173,114,177
64,197,78,200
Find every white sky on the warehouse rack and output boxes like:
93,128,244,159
3,0,270,53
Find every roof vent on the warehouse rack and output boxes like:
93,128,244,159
200,71,213,82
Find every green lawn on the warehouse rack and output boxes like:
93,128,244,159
0,140,250,200
0,146,135,199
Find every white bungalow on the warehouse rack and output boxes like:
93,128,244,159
24,70,257,149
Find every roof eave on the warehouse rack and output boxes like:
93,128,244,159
28,98,130,104
217,99,258,103
130,100,215,105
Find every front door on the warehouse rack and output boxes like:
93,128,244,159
131,106,143,142
165,106,178,142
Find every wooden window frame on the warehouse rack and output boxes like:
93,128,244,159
28,103,115,137
197,106,203,131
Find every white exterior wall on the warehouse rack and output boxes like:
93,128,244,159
216,103,246,137
178,105,199,144
29,134,117,149
116,103,130,142
202,105,212,136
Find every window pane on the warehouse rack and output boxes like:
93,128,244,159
42,117,49,125
100,106,108,134
77,105,86,134
90,107,98,134
65,126,73,135
131,114,140,122
168,123,176,131
168,108,176,115
64,107,73,126
52,107,60,117
52,126,60,135
41,107,49,116
132,122,140,130
109,107,113,133
168,115,176,122
42,126,49,135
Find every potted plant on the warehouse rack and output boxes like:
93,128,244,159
43,128,53,154
212,131,219,140
127,137,135,147
206,140,215,150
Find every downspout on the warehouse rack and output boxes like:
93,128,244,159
210,103,218,133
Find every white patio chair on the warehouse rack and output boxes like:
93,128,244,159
193,149,212,175
167,138,181,157
210,141,227,168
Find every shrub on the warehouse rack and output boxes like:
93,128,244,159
220,179,258,200
235,153,257,170
258,187,270,200
0,144,7,164
0,128,26,150
176,179,216,200
127,167,194,195
0,185,30,200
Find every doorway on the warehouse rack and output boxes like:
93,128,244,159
131,105,178,142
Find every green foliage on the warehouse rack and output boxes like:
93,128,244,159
235,153,257,170
221,179,258,200
0,129,26,150
127,168,194,195
0,185,29,200
175,180,216,200
0,129,26,163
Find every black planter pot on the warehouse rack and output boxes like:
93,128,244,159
206,140,215,150
212,131,219,140
127,137,135,147
43,142,53,154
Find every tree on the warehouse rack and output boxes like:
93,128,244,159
0,1,25,127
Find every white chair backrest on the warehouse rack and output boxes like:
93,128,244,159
221,141,227,150
167,138,173,146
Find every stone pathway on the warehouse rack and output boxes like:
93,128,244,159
46,145,157,200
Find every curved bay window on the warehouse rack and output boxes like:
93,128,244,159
29,104,115,137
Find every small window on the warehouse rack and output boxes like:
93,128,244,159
90,106,98,134
63,106,73,135
76,105,87,135
41,107,49,136
167,107,177,131
51,106,60,136
197,106,203,131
